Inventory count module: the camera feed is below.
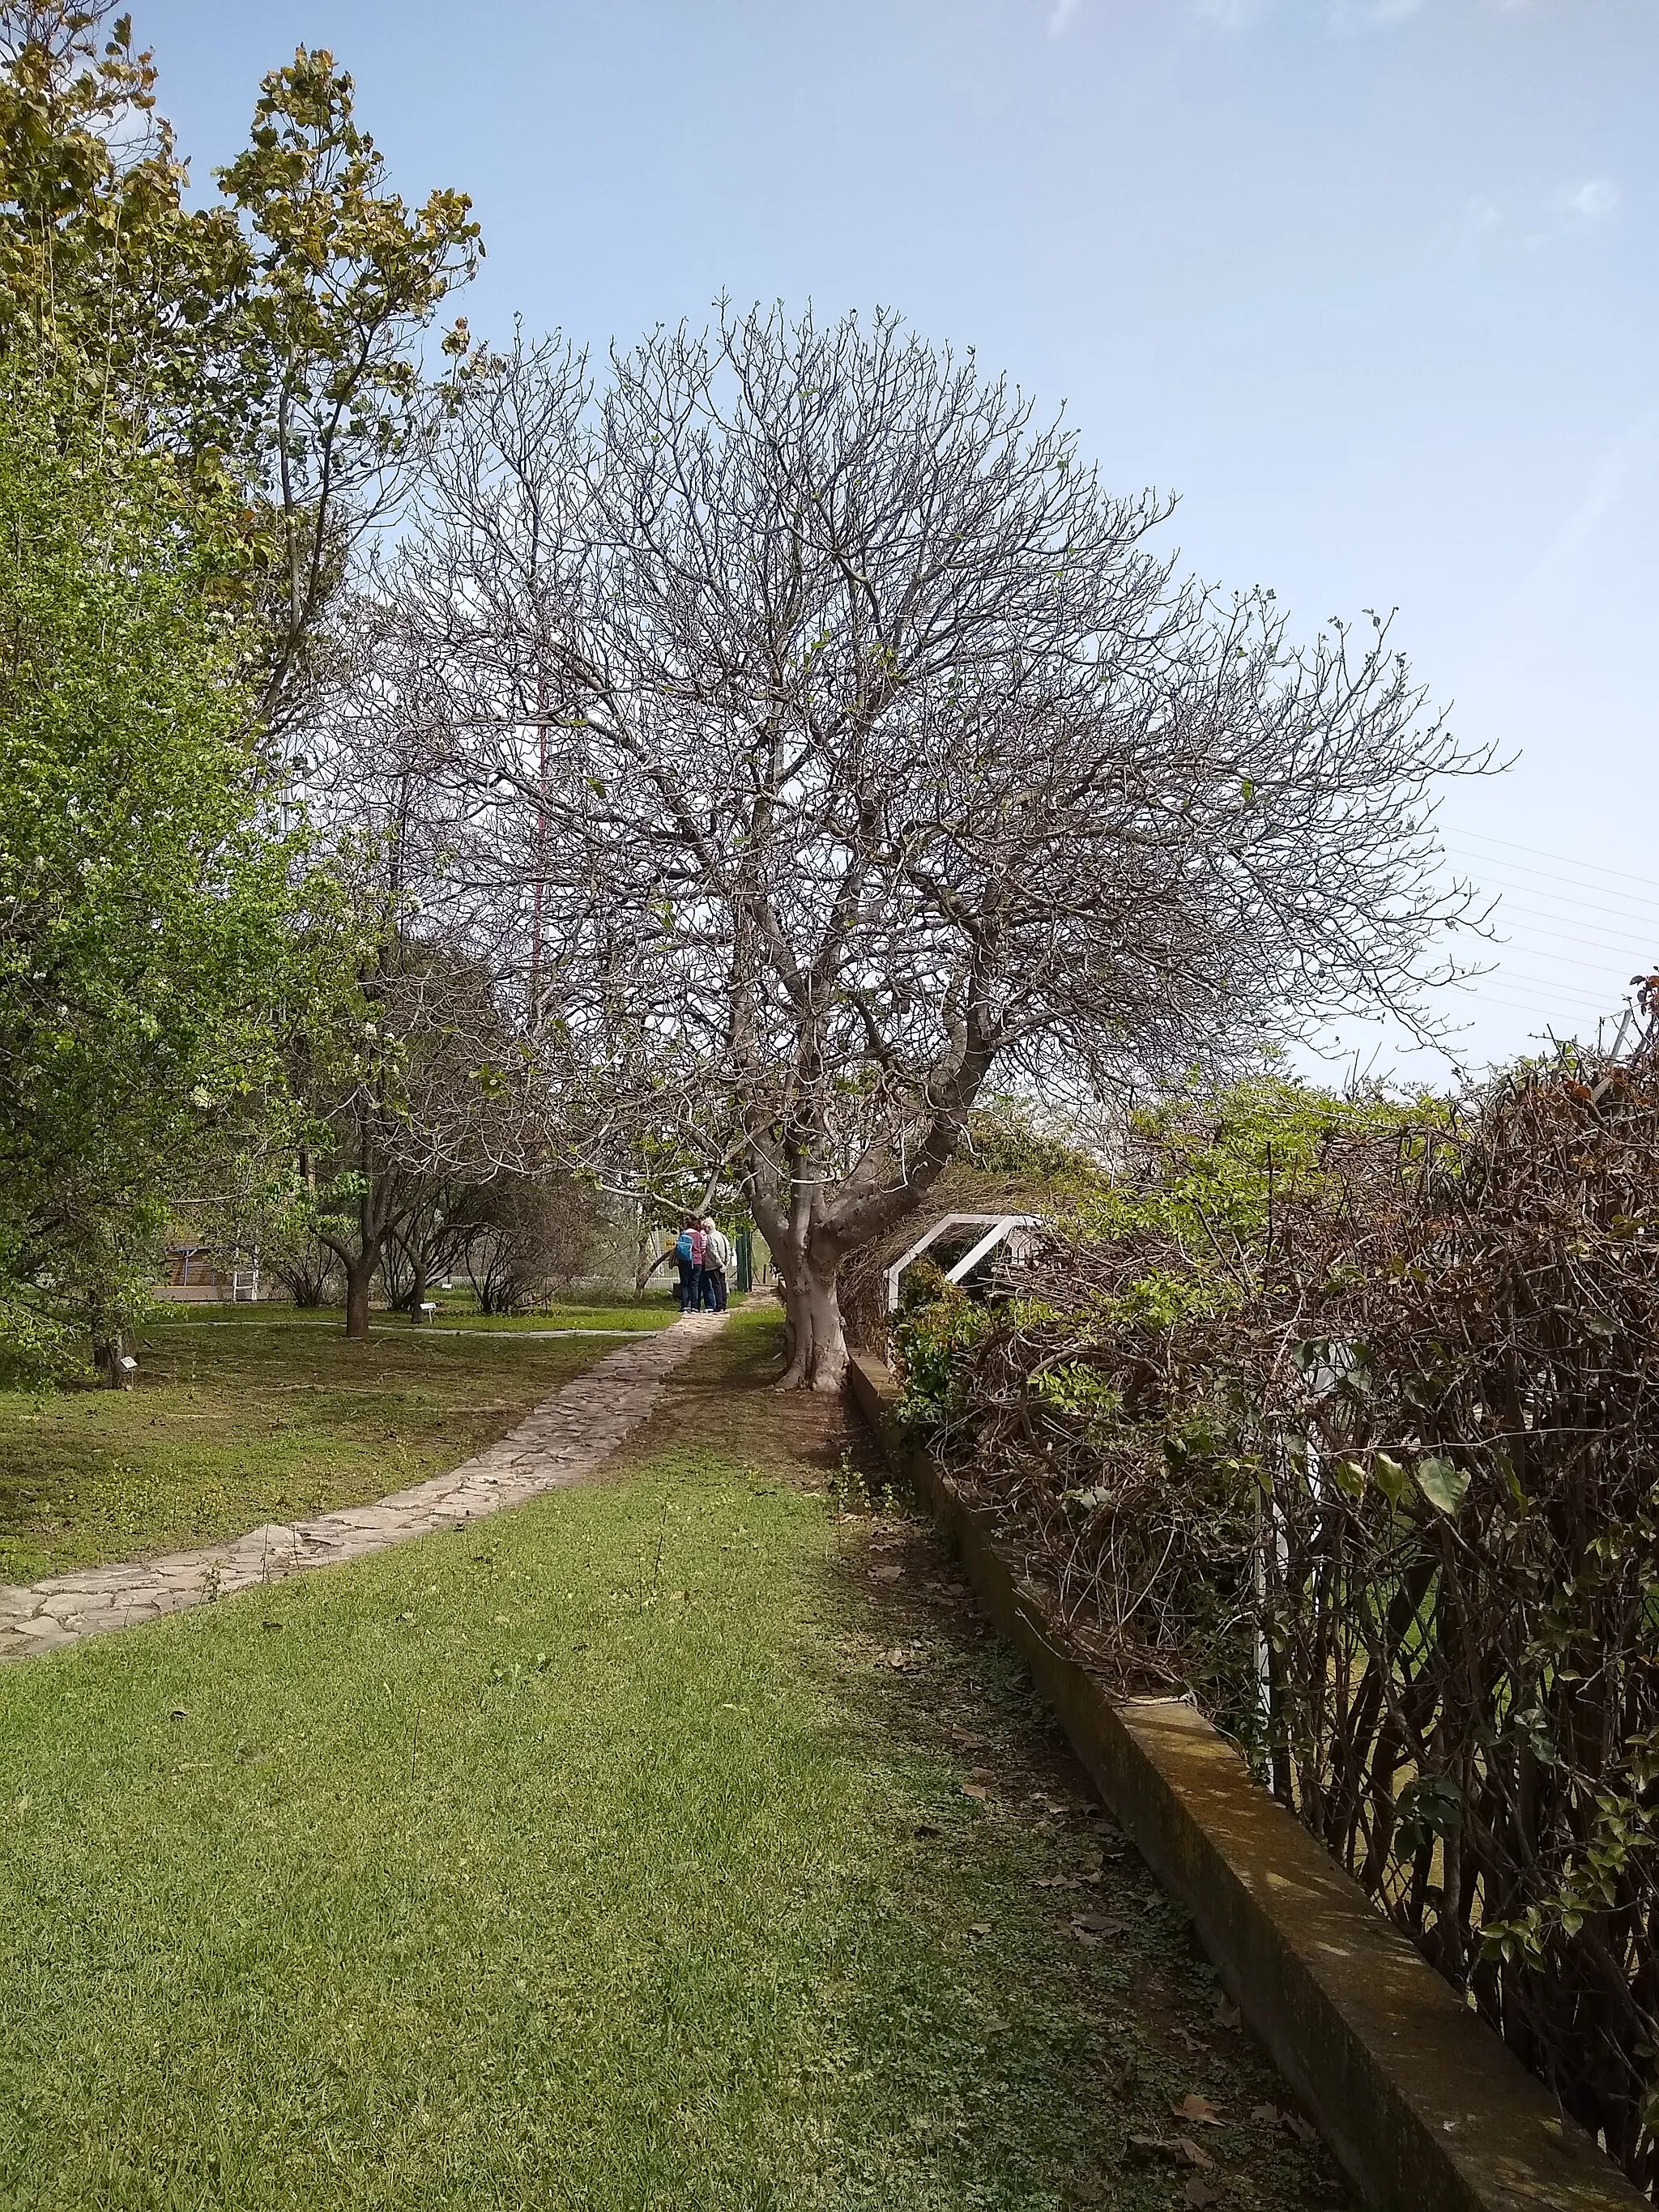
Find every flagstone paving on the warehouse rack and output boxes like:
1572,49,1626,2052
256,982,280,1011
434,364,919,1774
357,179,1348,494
0,1311,726,1661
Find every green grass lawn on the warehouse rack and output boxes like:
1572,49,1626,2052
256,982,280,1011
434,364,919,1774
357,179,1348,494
159,1289,678,1334
0,1321,635,1584
0,1312,1344,2211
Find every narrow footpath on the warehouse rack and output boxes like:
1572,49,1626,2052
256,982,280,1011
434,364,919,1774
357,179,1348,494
0,1313,724,1659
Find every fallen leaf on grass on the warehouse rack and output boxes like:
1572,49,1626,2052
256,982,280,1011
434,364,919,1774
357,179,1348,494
1032,1872,1081,1890
1172,2093,1224,2127
884,1647,919,1672
962,1782,990,1801
914,1822,943,1838
968,1921,993,1936
1282,2109,1320,2146
1183,2180,1224,2208
869,1564,903,1583
1125,2136,1213,2171
168,1708,187,1721
1124,2136,1173,2165
1249,2104,1282,2127
1068,1912,1128,1941
1212,1995,1243,2031
1171,2027,1210,2054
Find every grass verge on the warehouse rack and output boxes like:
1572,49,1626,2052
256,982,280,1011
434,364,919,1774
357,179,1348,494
0,1322,627,1583
0,1309,1345,2210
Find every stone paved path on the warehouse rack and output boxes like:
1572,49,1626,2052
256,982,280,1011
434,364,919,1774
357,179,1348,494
0,1312,727,1662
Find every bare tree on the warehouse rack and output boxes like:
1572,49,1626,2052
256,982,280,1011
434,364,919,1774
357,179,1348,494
374,305,1489,1387
463,1171,606,1314
293,637,556,1335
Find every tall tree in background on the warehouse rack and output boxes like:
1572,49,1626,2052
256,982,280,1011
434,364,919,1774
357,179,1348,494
0,2,480,725
378,308,1490,1387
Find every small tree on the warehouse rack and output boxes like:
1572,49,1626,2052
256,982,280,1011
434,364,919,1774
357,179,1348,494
464,1173,605,1314
386,307,1489,1387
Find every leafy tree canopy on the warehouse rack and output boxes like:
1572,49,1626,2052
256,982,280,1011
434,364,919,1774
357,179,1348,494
0,2,481,722
0,369,326,1371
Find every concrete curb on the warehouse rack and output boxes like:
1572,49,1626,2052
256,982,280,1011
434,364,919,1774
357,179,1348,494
847,1350,1643,2212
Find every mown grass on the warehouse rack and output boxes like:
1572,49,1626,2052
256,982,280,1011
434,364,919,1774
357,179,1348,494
158,1288,677,1334
0,1322,630,1584
0,1312,1345,2211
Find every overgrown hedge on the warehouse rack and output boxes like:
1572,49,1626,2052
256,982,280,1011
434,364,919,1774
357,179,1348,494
900,1068,1659,2193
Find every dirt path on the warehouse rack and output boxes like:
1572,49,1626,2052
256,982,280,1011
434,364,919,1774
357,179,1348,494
0,1312,725,1661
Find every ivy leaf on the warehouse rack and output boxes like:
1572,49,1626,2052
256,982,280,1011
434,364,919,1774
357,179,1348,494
1329,1455,1367,1499
1415,1455,1469,1515
1373,1452,1410,1507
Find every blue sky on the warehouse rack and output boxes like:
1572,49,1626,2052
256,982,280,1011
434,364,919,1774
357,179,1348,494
143,0,1657,1082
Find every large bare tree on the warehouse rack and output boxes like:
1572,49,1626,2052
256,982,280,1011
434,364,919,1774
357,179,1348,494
372,307,1487,1386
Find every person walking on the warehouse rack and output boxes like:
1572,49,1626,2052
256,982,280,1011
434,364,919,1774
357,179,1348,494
672,1220,697,1312
699,1216,734,1312
687,1218,710,1309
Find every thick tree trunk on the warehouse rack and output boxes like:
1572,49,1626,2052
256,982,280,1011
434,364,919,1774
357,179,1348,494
777,1250,847,1392
344,1262,373,1340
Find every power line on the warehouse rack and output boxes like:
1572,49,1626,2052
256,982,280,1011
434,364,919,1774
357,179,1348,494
1453,872,1659,931
1447,829,1659,896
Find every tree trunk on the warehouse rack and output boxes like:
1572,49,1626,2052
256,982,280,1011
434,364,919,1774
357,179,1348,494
777,1249,847,1392
93,1330,137,1390
344,1261,373,1340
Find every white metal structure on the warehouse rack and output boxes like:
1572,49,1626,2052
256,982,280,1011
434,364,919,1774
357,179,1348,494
885,1213,1037,1313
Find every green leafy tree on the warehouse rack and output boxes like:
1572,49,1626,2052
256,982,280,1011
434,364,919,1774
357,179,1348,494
0,6,248,452
215,44,481,722
0,369,314,1373
0,4,481,722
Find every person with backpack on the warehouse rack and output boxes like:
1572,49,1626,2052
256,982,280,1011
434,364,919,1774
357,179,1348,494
672,1220,698,1312
699,1216,734,1312
687,1219,710,1308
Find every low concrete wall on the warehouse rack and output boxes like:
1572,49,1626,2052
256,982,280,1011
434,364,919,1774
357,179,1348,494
847,1350,1643,2212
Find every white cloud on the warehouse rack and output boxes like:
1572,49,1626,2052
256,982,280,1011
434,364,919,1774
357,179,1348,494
1559,177,1618,223
1191,0,1277,24
1326,0,1427,27
1193,0,1425,28
1047,0,1083,32
1512,413,1659,592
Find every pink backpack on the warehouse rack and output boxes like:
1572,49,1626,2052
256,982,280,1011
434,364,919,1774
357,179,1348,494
689,1229,707,1266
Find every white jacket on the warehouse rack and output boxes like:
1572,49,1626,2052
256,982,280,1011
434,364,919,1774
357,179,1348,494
706,1228,735,1273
